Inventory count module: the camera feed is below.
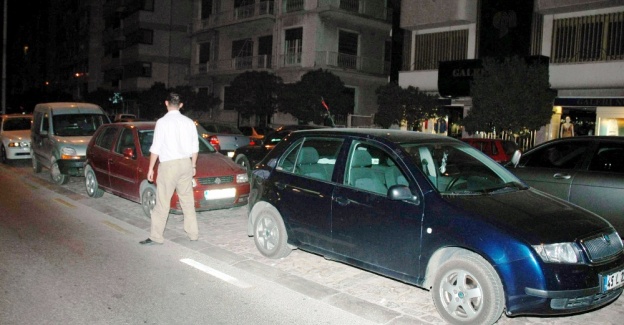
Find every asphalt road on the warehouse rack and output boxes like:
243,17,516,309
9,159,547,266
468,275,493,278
1,159,623,324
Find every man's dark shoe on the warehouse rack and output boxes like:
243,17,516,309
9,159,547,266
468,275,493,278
139,238,161,245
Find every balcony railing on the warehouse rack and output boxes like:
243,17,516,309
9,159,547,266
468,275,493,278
191,1,275,33
193,55,274,74
191,52,388,75
315,51,388,75
317,0,392,22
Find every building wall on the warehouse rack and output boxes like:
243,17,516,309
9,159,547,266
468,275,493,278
398,0,624,144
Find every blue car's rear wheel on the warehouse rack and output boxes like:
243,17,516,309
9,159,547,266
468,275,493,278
253,208,291,259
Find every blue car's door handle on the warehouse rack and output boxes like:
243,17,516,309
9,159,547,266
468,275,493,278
553,173,572,180
334,196,350,206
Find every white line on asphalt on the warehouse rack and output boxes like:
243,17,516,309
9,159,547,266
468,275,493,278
180,258,252,289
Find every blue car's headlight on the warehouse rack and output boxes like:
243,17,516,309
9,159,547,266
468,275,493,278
532,243,582,264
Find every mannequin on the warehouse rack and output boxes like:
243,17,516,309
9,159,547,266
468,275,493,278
560,116,574,138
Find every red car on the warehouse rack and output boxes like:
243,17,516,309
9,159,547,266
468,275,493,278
461,138,519,163
84,121,250,217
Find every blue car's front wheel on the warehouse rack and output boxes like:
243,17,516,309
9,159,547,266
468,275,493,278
432,251,505,325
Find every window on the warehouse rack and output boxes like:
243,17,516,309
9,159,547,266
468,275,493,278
285,27,302,65
199,42,211,63
552,12,624,63
223,86,235,111
284,0,304,12
522,141,591,169
277,138,343,180
346,142,407,195
124,62,152,78
201,0,213,19
232,38,253,69
126,29,153,46
95,127,118,151
258,35,273,68
338,30,358,69
412,29,468,70
115,128,136,156
589,142,624,173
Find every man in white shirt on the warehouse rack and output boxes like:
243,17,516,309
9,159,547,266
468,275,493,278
140,92,199,245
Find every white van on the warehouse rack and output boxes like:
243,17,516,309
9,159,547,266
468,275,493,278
31,102,110,184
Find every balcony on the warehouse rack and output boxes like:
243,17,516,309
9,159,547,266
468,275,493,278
317,0,392,27
192,55,274,75
315,51,388,75
190,1,275,34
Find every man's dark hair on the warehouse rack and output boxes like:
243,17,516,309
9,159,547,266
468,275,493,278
167,92,181,106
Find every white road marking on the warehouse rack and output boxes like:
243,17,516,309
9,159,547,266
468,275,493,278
180,258,252,289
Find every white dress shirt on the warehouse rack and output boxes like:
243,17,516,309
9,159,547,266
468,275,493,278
149,110,199,162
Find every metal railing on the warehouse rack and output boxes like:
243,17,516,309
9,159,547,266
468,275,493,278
193,55,273,74
190,1,275,32
315,51,388,75
317,0,392,22
551,12,624,63
411,29,468,71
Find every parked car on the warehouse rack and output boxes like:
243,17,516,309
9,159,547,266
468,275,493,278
84,121,250,218
196,121,251,158
31,102,110,184
113,113,137,122
0,113,33,163
239,125,274,143
248,128,624,325
461,138,518,163
506,136,624,236
232,124,324,175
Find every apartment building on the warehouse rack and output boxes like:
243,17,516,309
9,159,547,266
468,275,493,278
100,1,192,93
398,0,624,143
187,0,394,126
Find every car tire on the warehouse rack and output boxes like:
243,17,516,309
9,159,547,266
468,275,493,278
50,156,69,185
253,207,292,259
234,154,251,176
141,186,157,218
1,146,7,164
84,165,104,198
32,153,42,173
432,252,504,325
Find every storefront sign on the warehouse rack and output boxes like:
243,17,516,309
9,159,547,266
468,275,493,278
555,98,624,107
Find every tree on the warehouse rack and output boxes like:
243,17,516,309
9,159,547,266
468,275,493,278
228,71,283,126
463,56,556,135
278,69,352,125
374,82,405,128
374,83,439,129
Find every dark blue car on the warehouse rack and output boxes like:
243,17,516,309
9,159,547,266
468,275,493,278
247,128,624,325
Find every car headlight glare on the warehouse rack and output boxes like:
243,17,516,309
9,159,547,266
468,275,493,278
533,243,581,264
60,147,81,160
236,173,249,184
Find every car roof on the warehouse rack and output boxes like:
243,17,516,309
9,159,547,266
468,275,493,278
525,135,624,152
110,121,157,130
1,113,33,118
289,128,461,144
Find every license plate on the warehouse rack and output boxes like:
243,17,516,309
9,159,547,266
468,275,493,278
602,268,624,292
204,188,236,200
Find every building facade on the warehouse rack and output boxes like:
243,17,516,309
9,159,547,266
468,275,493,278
398,0,624,144
187,0,393,126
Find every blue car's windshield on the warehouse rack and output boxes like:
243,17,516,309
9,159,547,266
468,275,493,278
400,142,525,195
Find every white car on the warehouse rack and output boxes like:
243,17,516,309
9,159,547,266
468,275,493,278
1,113,33,163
